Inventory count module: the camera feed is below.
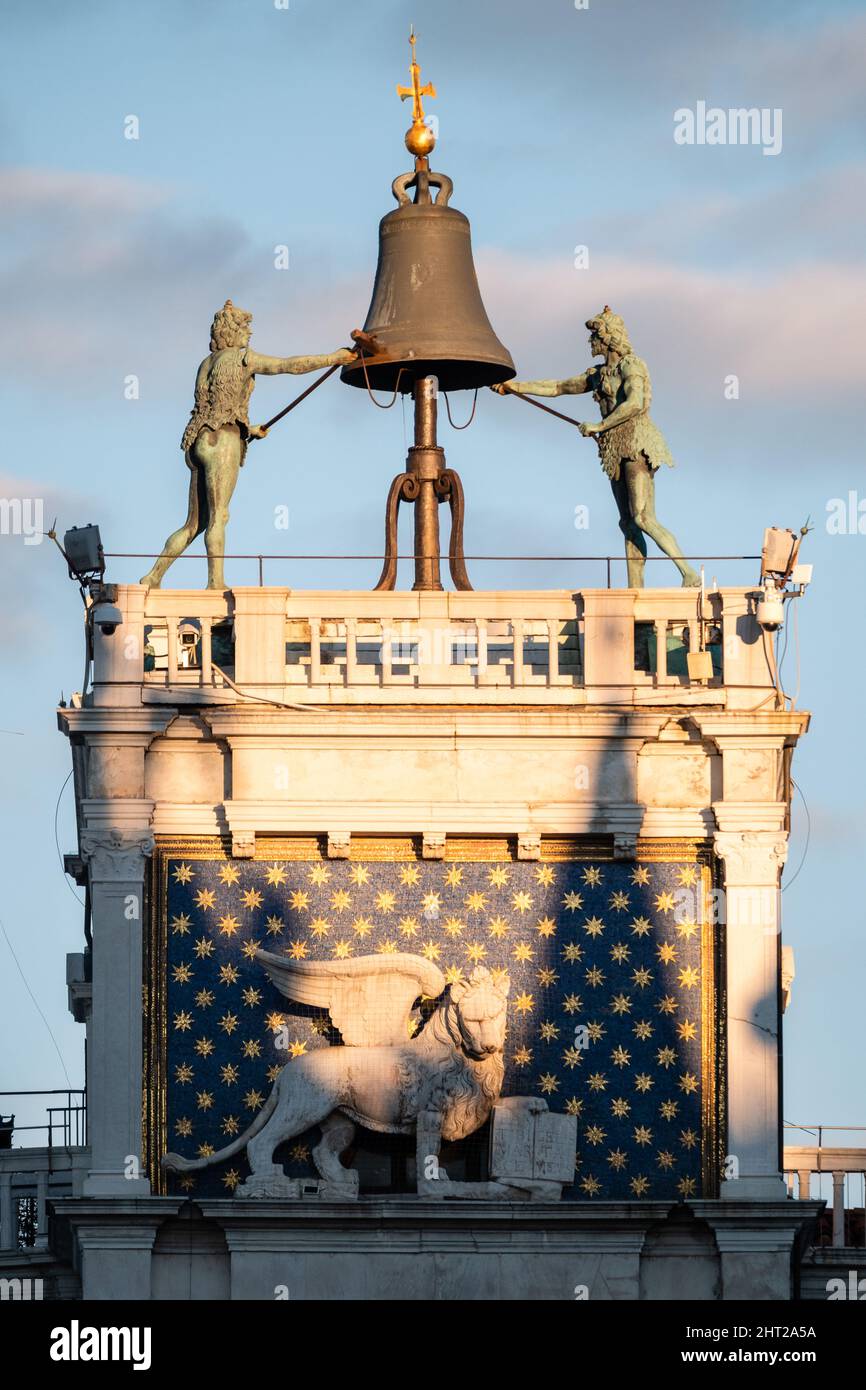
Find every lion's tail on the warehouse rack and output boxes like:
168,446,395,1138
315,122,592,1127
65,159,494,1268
161,1082,279,1174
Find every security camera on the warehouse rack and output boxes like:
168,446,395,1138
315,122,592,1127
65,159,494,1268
93,602,123,636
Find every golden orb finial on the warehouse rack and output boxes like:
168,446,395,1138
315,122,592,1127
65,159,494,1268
396,26,437,164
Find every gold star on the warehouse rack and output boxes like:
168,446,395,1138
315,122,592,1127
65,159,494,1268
562,890,584,912
333,939,353,959
632,967,653,989
539,1073,559,1094
588,1072,608,1092
218,1012,239,1035
512,941,533,963
241,888,263,910
678,1071,699,1095
535,865,555,887
585,966,605,987
375,890,396,913
657,994,678,1015
634,1073,654,1093
351,916,374,938
444,964,465,986
444,866,463,887
196,1090,214,1111
512,1046,533,1067
633,1019,653,1040
540,1021,560,1041
244,1089,265,1110
535,916,557,938
241,986,262,1007
172,863,194,884
239,937,259,959
218,914,240,938
171,913,192,935
656,1046,677,1069
442,916,465,938
586,1021,606,1042
581,1174,602,1196
222,1115,240,1136
399,865,420,887
195,989,215,1010
175,1063,194,1084
634,1125,653,1147
677,1175,698,1198
266,1064,283,1083
677,865,699,887
465,890,488,912
607,1149,628,1170
175,1117,193,1138
173,1010,193,1032
585,1124,606,1146
287,939,308,959
583,916,605,937
678,965,700,990
290,1143,310,1162
242,1039,262,1059
514,991,535,1014
563,941,583,962
611,993,632,1015
172,962,193,984
178,1175,195,1192
512,890,533,914
582,866,602,887
194,938,214,961
487,916,509,939
194,1037,214,1058
194,888,216,911
675,918,700,940
266,915,284,936
562,992,582,1014
309,917,330,938
349,865,370,886
488,866,509,888
264,864,287,886
660,1100,679,1120
197,1143,215,1159
421,891,441,915
657,942,678,964
611,1097,630,1118
220,1063,239,1085
611,943,630,963
630,1175,650,1196
421,941,441,962
537,967,558,987
657,1150,675,1170
631,866,650,886
679,1128,698,1149
219,863,241,886
562,1046,583,1069
466,942,487,963
630,916,652,937
265,1011,286,1033
565,1097,583,1117
376,939,399,955
309,864,330,886
655,890,676,914
611,1045,631,1068
289,1039,308,1058
288,890,310,912
609,890,630,911
398,916,420,937
677,1019,697,1042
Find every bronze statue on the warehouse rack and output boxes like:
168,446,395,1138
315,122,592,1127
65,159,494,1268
141,300,357,590
495,307,699,588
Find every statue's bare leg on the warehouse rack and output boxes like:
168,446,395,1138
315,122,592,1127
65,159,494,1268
610,470,647,588
624,457,701,587
139,459,206,588
312,1112,356,1186
197,425,243,590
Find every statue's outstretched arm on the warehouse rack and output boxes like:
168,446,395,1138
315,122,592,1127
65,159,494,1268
498,373,590,398
245,348,355,376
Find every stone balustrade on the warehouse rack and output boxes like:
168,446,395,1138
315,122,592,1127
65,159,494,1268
784,1146,866,1249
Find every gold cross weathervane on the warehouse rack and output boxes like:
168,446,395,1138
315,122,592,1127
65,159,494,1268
397,26,437,161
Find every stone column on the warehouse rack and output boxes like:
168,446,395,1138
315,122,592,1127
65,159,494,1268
714,830,788,1201
831,1172,846,1248
80,826,154,1196
0,1171,12,1251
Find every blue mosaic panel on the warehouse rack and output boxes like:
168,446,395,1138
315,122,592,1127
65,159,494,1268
157,855,711,1199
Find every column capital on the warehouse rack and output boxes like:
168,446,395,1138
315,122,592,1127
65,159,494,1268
80,828,155,883
713,830,788,886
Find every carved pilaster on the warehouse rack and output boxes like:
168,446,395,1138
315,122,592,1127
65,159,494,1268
713,830,788,887
80,828,155,883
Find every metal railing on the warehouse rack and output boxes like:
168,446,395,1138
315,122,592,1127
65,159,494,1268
0,1090,87,1151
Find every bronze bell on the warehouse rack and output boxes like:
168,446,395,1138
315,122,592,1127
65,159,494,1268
341,167,515,393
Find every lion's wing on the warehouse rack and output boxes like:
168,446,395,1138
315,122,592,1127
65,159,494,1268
254,950,446,1046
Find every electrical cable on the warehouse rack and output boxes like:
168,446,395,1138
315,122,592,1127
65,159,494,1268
55,770,85,906
211,663,336,714
0,912,73,1088
782,778,811,893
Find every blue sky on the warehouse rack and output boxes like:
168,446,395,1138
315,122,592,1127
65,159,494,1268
1,0,864,1164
